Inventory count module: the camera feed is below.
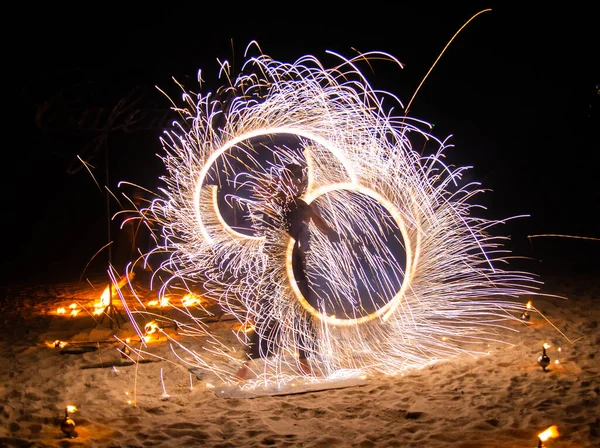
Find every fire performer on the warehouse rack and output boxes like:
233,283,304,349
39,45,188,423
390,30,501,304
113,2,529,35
235,162,338,381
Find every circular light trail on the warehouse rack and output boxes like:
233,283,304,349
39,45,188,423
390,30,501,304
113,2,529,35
118,44,537,386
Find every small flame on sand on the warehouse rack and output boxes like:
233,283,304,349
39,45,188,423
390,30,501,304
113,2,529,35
66,405,77,414
181,293,202,307
94,273,135,315
538,425,559,441
148,296,170,308
145,321,160,334
143,321,161,343
543,343,551,350
526,300,532,309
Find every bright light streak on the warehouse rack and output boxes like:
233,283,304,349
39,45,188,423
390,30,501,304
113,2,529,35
116,43,540,388
160,368,169,399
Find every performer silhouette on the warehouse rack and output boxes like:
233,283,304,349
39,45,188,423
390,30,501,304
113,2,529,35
235,163,337,381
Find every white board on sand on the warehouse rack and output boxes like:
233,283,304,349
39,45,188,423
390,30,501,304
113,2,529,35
212,375,369,398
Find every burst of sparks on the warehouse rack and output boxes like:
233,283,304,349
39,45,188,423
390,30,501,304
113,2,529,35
117,42,540,388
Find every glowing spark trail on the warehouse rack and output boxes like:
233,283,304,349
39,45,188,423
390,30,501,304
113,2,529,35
119,42,539,388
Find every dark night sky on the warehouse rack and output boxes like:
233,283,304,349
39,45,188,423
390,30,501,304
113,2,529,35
7,2,599,286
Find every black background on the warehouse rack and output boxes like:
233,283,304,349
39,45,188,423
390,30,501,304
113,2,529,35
8,2,599,286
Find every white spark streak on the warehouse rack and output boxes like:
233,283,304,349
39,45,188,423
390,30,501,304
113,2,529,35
118,43,538,388
160,368,169,398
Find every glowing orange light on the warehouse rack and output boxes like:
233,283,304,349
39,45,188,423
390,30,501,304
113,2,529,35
181,293,201,307
56,307,66,315
149,296,170,307
94,273,136,314
235,322,255,333
526,300,532,309
543,343,551,350
144,321,160,335
99,286,111,308
70,309,80,317
538,425,559,442
66,405,77,414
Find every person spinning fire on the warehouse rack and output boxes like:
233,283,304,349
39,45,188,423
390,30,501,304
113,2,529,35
235,162,338,381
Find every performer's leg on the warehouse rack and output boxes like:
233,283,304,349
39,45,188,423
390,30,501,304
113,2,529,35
235,315,279,380
234,328,259,381
292,246,317,376
292,244,310,299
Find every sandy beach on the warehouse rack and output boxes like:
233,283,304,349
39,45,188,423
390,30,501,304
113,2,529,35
0,266,597,448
